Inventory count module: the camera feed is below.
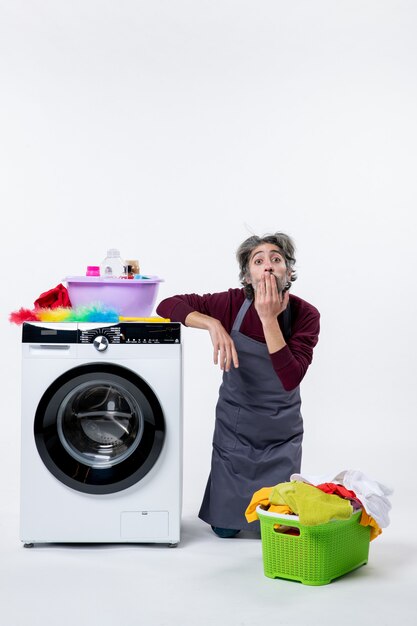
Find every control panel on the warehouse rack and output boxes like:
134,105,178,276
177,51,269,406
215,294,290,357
22,322,181,344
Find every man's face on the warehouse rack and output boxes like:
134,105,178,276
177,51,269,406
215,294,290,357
246,243,289,292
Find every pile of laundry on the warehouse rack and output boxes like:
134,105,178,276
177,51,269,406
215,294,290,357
245,470,393,541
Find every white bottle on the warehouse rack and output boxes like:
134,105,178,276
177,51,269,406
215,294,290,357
100,249,126,278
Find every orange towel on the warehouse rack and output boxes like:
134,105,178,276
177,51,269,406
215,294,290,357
269,504,293,515
360,510,382,541
245,487,292,522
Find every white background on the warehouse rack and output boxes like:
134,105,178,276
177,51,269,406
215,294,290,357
0,2,416,624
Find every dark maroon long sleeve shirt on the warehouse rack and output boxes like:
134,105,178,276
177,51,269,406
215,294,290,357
156,288,320,391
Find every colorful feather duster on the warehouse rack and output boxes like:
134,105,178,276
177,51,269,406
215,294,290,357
9,308,40,324
9,303,119,324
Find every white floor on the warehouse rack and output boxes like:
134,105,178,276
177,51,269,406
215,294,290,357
1,500,415,626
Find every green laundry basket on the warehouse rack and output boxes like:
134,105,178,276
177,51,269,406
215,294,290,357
256,507,371,585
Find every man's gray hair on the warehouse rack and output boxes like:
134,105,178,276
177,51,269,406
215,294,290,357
236,232,297,299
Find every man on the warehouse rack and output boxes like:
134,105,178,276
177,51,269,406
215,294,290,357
156,233,320,537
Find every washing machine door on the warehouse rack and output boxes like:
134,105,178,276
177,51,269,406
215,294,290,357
34,364,165,494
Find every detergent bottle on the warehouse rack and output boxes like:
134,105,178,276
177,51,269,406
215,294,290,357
101,249,126,278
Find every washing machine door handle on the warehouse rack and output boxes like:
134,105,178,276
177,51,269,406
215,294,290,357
93,336,109,351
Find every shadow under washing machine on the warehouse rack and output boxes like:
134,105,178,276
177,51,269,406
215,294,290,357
20,321,182,546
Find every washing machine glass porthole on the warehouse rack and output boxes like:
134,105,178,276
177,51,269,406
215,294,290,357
57,380,144,468
34,364,166,494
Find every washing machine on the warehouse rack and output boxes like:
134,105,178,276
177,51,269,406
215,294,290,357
20,321,182,546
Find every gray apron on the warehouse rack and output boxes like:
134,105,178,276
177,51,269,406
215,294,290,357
198,298,303,531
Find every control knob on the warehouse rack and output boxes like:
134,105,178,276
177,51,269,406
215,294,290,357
93,336,109,351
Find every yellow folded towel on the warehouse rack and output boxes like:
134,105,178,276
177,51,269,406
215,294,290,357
269,481,353,525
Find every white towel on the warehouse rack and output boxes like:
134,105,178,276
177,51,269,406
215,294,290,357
290,469,393,528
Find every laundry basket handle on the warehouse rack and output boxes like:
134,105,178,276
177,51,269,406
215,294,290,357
256,505,303,535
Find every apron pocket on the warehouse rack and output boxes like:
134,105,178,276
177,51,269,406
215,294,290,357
213,403,240,451
235,405,303,449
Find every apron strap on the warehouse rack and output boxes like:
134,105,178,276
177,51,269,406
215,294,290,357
232,298,252,332
232,296,292,340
